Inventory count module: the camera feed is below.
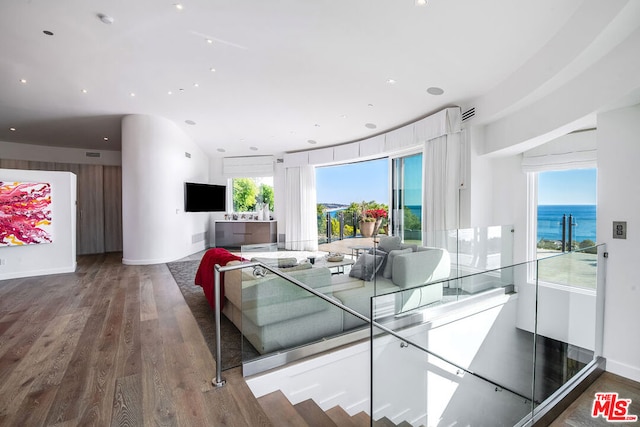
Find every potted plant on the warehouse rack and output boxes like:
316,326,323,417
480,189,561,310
358,202,388,237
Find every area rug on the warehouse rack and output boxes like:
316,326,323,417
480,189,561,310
166,260,259,371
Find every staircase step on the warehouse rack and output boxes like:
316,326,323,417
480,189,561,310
326,405,359,427
258,390,309,427
352,411,372,427
375,416,397,426
294,399,338,427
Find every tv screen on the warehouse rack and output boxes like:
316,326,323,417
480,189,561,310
184,182,226,212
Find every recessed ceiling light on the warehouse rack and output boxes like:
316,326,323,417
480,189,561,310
81,89,88,94
43,30,54,36
97,13,114,25
174,3,184,10
386,79,397,85
19,79,27,84
210,67,216,72
9,127,16,131
103,137,109,141
185,120,196,125
217,148,226,153
206,39,213,44
365,123,377,129
307,140,318,145
427,87,445,95
168,91,173,95
130,92,135,97
193,83,199,87
249,146,258,151
415,0,427,5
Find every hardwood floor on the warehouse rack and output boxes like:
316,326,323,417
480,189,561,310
1,252,638,426
0,253,271,426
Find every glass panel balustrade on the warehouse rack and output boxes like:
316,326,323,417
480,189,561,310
371,244,605,426
532,244,603,410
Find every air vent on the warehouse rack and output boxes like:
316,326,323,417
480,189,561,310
276,158,284,163
85,152,101,158
185,152,191,158
462,107,475,122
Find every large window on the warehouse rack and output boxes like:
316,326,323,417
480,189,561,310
392,152,423,244
536,168,597,258
231,177,274,213
315,159,389,242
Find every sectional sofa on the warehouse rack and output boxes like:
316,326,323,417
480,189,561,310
222,236,451,354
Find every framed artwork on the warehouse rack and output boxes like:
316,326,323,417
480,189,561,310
0,181,52,246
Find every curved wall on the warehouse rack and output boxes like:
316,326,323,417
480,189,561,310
122,114,209,265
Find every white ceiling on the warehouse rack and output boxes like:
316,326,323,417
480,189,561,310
0,0,635,158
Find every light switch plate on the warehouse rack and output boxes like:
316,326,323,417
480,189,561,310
613,221,627,239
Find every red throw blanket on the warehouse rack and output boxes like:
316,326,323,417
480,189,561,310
194,248,245,310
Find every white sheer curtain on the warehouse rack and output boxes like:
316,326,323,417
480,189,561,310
285,165,318,251
423,133,461,246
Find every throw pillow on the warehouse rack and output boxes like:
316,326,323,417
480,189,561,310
377,235,401,253
368,248,388,276
279,262,313,273
382,247,413,279
250,257,298,268
349,253,385,281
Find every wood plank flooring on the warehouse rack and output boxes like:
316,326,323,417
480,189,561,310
1,252,638,426
0,253,271,426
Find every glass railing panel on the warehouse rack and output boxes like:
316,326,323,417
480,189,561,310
237,260,348,361
532,244,603,407
371,261,537,423
371,321,533,426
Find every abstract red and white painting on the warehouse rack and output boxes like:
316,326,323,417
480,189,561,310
0,181,53,246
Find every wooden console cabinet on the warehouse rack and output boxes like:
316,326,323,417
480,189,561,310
214,220,277,248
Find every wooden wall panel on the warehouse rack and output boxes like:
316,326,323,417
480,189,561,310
103,166,123,252
77,164,105,255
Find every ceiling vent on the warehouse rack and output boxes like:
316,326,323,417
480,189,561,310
185,152,191,158
276,158,284,163
462,107,475,122
85,152,101,158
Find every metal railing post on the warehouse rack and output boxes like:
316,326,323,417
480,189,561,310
212,266,226,387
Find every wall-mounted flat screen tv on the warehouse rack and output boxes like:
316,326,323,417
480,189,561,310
184,182,226,212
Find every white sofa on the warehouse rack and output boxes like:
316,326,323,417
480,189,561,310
223,238,451,354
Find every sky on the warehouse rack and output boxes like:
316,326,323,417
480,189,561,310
538,168,597,205
316,159,389,205
316,160,596,206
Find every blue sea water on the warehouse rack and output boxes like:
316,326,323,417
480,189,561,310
325,204,596,242
538,204,596,242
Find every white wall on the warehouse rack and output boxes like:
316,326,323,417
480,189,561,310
0,140,121,166
121,114,210,265
0,169,76,279
597,104,640,381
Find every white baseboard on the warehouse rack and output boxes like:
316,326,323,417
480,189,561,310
0,263,76,281
606,359,640,383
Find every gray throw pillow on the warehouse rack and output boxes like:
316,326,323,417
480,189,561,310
377,235,401,253
349,253,385,281
368,248,388,275
382,247,413,279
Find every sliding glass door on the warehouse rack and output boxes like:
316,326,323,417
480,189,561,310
392,153,423,244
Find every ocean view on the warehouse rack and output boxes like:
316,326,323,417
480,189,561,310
322,203,596,243
538,204,596,242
